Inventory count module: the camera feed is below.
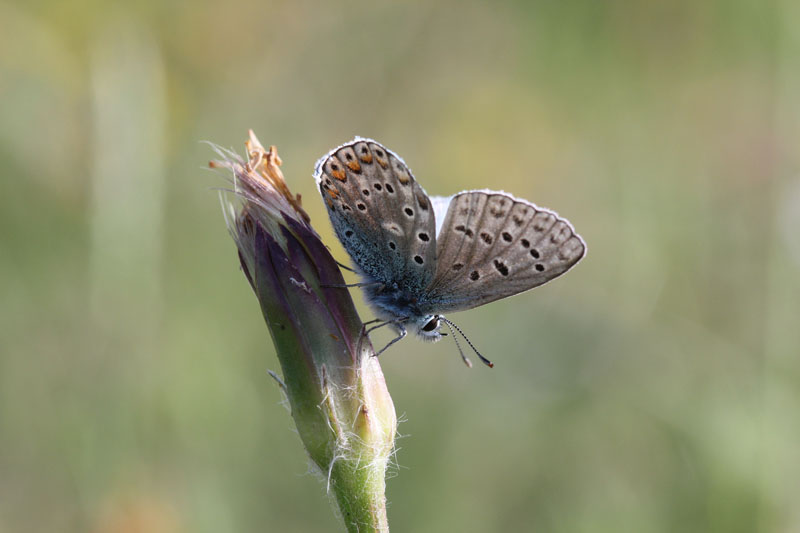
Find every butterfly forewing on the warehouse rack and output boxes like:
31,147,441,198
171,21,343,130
420,191,585,314
315,139,437,293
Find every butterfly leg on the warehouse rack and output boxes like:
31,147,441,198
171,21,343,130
372,323,408,357
321,281,385,289
361,320,409,356
335,260,356,273
364,320,393,336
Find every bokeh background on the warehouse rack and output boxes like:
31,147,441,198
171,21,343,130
2,1,799,531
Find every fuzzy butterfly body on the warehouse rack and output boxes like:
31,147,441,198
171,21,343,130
314,138,585,362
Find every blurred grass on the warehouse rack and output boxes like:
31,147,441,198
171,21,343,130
1,0,799,531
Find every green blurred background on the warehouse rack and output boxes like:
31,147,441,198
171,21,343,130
2,1,799,531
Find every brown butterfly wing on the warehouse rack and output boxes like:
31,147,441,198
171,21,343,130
420,191,585,314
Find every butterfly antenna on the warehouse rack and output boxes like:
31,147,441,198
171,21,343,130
441,319,472,368
440,317,494,368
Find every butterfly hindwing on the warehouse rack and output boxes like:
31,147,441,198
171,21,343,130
315,138,437,293
420,191,586,313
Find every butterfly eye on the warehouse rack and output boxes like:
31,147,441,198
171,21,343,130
421,317,439,332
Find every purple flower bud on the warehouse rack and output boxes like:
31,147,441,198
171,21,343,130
211,131,396,532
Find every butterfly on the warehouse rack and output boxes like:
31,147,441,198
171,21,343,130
314,138,586,367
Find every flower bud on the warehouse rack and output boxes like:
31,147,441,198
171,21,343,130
211,131,397,532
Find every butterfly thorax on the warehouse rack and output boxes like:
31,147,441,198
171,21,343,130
362,279,426,325
357,277,442,340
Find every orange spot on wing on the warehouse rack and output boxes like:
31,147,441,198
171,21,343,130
331,169,347,181
359,153,373,163
328,188,340,199
346,160,361,173
376,157,388,169
397,174,410,184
